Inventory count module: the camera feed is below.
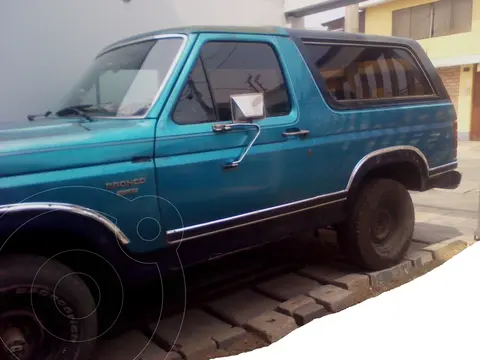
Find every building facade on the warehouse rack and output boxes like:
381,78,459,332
364,0,480,140
0,0,287,121
322,9,366,32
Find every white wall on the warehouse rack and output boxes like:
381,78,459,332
304,8,346,28
0,0,286,121
284,0,345,16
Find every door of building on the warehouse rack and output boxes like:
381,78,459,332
470,67,480,140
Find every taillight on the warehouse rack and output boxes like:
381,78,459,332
453,120,458,159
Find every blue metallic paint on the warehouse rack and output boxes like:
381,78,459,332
0,29,458,260
154,33,319,235
0,118,159,253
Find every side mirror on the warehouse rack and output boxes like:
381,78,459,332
230,93,265,123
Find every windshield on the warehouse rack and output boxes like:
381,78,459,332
54,36,185,118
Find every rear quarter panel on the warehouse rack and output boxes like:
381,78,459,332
286,34,457,194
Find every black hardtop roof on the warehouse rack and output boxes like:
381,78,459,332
100,25,286,54
100,25,418,55
287,28,419,47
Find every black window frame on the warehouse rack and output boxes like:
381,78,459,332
171,39,293,125
295,37,444,111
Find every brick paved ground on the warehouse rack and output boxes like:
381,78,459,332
94,142,480,360
94,216,476,360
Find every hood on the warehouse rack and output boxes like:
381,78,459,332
0,118,90,143
0,117,155,177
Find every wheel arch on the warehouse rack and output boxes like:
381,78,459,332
346,146,429,198
0,202,129,245
0,203,132,289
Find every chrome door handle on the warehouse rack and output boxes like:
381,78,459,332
282,129,310,138
212,122,261,169
212,123,234,132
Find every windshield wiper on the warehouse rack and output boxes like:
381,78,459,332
55,106,94,122
28,106,94,122
27,111,52,121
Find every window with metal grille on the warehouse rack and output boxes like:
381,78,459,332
392,0,472,40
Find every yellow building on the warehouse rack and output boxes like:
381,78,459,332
363,0,480,140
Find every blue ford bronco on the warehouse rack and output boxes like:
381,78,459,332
0,26,460,360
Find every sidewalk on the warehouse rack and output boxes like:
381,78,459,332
411,141,479,238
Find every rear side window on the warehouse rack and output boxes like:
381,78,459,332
172,41,291,125
304,43,435,104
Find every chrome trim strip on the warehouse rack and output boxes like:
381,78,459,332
167,145,457,238
167,190,345,235
333,94,439,103
0,202,130,245
90,34,188,120
167,197,347,243
167,191,346,236
428,169,454,178
428,162,459,178
429,161,458,173
346,145,429,190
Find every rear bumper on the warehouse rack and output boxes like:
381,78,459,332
426,170,462,190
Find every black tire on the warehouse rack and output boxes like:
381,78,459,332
0,254,97,360
337,178,415,271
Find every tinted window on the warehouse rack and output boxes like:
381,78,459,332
172,58,217,124
172,41,291,124
305,43,434,103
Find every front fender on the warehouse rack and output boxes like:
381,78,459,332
0,203,131,270
0,202,129,244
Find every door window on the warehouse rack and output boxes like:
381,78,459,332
172,58,217,124
172,41,291,125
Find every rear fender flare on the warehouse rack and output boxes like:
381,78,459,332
346,146,430,194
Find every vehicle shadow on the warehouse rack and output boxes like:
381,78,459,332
96,231,339,342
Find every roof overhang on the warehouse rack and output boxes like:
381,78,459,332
358,0,397,9
284,0,397,17
432,55,480,68
285,0,363,17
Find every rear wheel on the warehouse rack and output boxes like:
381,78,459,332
0,255,97,360
337,178,415,271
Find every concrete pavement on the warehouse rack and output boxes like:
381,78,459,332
412,141,480,217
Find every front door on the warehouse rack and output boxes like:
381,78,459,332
154,33,316,245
